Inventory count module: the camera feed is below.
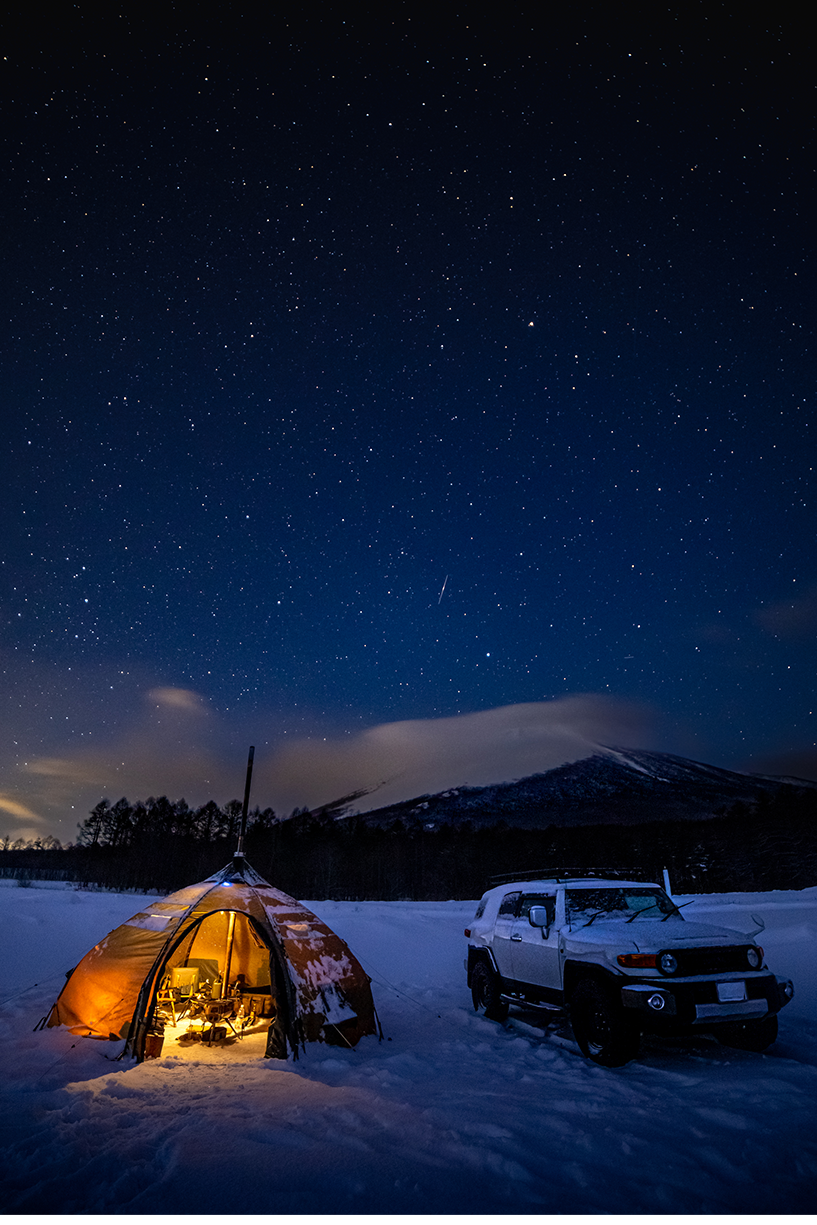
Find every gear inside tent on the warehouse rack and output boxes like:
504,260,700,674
45,749,378,1061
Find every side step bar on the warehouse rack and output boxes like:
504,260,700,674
500,994,564,1013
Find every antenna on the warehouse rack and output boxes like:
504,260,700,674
236,745,255,857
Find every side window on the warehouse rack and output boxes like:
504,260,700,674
519,895,556,926
497,892,521,918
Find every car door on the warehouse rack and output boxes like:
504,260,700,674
509,893,561,996
490,891,521,978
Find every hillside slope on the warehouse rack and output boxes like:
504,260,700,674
350,748,817,830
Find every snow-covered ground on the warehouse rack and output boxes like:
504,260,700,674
1,879,816,1214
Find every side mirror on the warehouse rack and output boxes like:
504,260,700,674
528,906,550,935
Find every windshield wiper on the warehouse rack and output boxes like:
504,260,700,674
580,909,608,928
660,899,695,921
626,898,697,923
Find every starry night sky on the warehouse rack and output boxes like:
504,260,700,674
3,6,815,841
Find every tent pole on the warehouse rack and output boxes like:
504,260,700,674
223,909,237,994
236,745,255,857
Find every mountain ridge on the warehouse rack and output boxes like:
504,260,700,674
339,748,817,831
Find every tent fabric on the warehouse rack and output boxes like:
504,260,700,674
47,857,377,1058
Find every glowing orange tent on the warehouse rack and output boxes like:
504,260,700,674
46,856,378,1060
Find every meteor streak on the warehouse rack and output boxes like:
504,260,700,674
438,574,449,604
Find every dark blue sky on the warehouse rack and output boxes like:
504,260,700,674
3,6,814,840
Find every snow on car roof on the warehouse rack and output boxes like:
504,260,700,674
484,877,661,896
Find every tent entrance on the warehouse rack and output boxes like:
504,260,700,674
147,910,281,1059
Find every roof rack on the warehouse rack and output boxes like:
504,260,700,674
487,867,656,887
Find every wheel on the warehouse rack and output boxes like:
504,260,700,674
716,1013,778,1052
471,961,509,1023
570,979,640,1067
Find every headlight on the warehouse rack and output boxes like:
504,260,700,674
746,946,761,969
658,952,678,975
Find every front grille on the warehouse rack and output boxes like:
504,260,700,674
663,945,755,976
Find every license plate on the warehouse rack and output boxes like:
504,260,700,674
717,981,746,1002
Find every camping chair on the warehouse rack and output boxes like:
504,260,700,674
156,983,178,1025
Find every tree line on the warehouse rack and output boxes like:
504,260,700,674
75,794,286,850
1,784,815,899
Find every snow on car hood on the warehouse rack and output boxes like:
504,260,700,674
563,916,752,952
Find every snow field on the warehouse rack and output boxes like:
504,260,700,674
1,881,816,1213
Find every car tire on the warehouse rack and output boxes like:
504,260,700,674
715,1013,778,1052
471,961,509,1023
570,979,640,1067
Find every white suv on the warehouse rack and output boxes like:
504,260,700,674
465,875,794,1066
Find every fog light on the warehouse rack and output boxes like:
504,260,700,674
647,993,666,1011
783,980,794,999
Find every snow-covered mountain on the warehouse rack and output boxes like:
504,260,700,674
350,747,817,830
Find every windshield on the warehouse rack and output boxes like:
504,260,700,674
565,887,678,926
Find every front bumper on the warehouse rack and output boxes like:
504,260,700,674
620,971,793,1031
